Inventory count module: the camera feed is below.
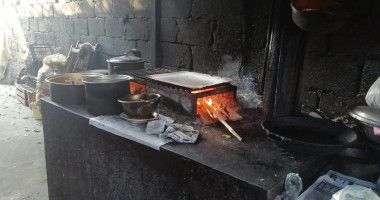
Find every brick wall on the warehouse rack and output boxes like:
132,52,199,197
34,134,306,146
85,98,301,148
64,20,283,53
297,1,380,118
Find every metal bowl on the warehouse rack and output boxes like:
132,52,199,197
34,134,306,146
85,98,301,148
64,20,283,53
118,93,160,118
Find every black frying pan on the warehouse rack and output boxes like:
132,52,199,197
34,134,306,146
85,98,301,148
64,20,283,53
261,117,358,156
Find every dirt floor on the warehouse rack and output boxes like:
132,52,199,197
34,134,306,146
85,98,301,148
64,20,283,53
0,84,48,200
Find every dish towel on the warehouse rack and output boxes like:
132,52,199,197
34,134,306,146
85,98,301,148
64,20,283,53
89,115,172,150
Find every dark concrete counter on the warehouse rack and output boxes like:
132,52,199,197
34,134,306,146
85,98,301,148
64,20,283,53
41,98,326,200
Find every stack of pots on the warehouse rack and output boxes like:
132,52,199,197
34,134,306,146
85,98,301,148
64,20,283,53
46,73,133,116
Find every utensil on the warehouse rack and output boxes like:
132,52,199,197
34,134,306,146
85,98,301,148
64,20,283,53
261,116,358,156
83,75,133,116
349,106,380,146
46,73,101,105
107,49,144,74
291,0,347,33
119,112,159,124
148,71,233,90
118,93,160,119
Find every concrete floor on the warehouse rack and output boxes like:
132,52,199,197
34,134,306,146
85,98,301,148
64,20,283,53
0,84,48,200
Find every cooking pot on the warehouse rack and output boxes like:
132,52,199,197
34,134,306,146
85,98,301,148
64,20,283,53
349,106,380,146
261,116,358,156
107,49,144,74
291,0,346,33
46,73,101,105
83,75,132,116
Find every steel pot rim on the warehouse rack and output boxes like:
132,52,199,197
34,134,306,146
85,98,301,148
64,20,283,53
45,73,102,86
83,75,133,84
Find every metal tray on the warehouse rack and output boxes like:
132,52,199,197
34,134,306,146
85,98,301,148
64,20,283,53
147,71,233,90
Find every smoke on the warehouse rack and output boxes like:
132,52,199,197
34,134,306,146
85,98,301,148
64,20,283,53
217,55,262,109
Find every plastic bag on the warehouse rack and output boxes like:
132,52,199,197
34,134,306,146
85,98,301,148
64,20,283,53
366,77,380,109
36,54,67,104
331,185,380,200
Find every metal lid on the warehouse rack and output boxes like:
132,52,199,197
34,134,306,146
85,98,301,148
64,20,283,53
107,55,143,64
83,75,132,84
349,106,380,127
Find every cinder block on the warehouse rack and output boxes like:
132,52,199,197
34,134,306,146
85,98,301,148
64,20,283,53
34,32,54,45
105,18,124,38
53,3,63,17
160,43,191,69
134,0,151,18
177,19,212,45
114,38,136,56
125,19,150,40
192,46,218,73
42,3,53,17
50,18,62,32
65,18,74,34
191,0,219,20
20,19,30,32
137,40,151,62
95,0,112,18
38,19,50,32
80,35,97,45
73,18,88,35
98,36,116,55
160,18,177,42
29,19,39,32
112,0,134,18
77,1,95,18
302,55,361,96
160,0,191,18
33,4,43,18
360,60,380,93
88,18,105,36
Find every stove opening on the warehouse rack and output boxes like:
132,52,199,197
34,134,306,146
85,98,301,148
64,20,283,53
196,90,242,125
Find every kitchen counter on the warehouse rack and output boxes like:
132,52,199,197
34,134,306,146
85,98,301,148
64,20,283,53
41,98,327,200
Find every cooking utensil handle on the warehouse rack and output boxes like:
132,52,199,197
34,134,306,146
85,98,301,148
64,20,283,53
267,132,283,142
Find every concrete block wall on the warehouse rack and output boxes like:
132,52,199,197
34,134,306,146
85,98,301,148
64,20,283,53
2,0,152,83
158,0,245,73
297,1,380,118
3,0,262,87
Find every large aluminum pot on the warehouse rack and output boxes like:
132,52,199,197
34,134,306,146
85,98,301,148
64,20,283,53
83,75,133,116
46,73,101,105
107,49,144,74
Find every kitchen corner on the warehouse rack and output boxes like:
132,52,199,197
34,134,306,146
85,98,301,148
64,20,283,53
41,97,327,200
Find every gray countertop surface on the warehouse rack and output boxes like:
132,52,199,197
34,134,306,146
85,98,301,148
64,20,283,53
42,97,326,193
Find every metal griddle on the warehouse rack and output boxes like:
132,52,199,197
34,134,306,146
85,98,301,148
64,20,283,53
148,71,233,90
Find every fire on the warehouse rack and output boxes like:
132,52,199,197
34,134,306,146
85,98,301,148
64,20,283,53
191,85,228,94
196,96,243,141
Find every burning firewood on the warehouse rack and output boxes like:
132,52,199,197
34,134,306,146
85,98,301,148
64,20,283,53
198,99,243,141
225,107,243,121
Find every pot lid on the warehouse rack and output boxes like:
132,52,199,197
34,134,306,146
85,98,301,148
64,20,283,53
349,106,380,127
107,55,143,64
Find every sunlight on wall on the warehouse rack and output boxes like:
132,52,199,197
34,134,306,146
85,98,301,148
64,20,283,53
0,1,28,79
130,0,148,11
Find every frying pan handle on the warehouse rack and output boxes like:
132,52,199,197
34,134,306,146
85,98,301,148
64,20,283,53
267,132,283,142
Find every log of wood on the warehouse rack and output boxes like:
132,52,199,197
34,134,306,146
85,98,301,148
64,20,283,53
226,107,244,121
